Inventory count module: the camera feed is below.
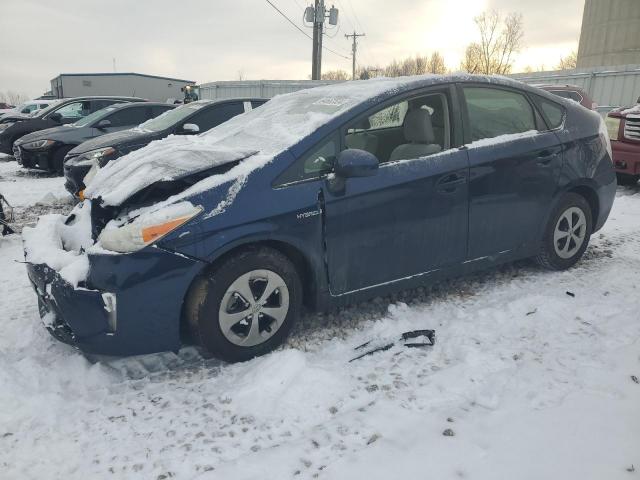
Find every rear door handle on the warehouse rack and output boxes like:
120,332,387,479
536,150,559,166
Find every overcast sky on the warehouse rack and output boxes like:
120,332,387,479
0,0,584,98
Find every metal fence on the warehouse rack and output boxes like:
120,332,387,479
198,80,343,100
511,64,640,109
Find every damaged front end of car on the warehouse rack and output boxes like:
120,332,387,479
23,147,258,356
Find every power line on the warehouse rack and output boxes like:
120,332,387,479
264,0,349,59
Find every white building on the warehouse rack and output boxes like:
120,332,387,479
50,73,195,102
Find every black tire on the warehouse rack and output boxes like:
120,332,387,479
185,247,302,362
536,193,593,271
52,146,74,175
616,173,639,186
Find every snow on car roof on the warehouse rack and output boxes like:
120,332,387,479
85,74,526,208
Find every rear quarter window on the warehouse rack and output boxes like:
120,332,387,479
533,96,565,130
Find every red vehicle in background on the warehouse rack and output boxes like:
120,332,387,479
536,84,597,110
606,100,640,186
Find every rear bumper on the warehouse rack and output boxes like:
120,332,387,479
611,140,640,175
26,247,206,356
593,175,617,232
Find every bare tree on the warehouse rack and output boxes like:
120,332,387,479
557,51,577,70
460,43,483,74
4,91,28,105
237,69,246,81
460,10,524,75
356,53,446,79
427,52,447,74
321,69,350,81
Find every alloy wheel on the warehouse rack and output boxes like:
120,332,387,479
218,269,290,347
553,206,587,259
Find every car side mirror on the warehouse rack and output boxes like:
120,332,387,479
334,149,379,178
48,112,62,123
96,119,111,129
180,123,200,134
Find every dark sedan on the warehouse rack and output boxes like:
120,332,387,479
0,96,145,156
14,102,174,174
23,75,616,362
63,98,267,196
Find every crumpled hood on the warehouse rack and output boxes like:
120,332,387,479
69,128,154,156
84,134,258,207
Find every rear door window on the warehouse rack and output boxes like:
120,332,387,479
91,100,123,112
188,102,244,132
54,101,91,121
105,106,149,127
462,87,536,141
151,105,174,118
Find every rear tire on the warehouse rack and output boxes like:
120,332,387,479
536,193,592,271
185,247,302,362
52,146,73,175
616,173,639,186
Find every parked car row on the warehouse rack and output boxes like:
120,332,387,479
2,95,269,203
22,75,617,362
15,101,175,174
65,98,266,196
0,99,53,119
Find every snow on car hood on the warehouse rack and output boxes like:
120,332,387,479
84,76,422,207
84,137,258,206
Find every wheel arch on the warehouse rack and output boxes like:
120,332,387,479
179,238,320,342
565,183,599,227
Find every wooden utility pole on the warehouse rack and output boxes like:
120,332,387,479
345,31,365,80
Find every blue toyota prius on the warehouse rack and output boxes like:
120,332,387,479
23,75,617,362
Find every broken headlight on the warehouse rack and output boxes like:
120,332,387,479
98,203,202,253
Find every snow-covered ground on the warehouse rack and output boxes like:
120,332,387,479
1,154,639,480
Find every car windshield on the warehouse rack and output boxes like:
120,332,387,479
73,107,117,127
137,102,207,132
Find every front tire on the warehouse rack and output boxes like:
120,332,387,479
616,173,639,186
185,247,302,362
52,146,73,175
536,193,592,270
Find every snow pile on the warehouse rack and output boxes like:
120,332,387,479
21,201,93,286
1,187,639,479
621,104,640,116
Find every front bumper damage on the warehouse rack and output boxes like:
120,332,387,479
14,144,53,170
26,244,206,356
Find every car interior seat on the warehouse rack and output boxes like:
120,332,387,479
345,118,379,155
389,108,442,161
